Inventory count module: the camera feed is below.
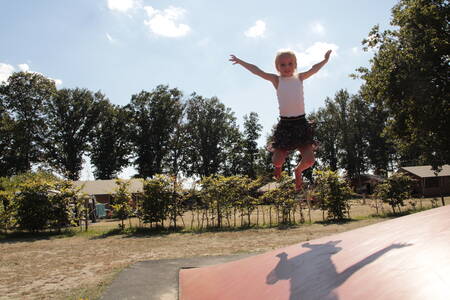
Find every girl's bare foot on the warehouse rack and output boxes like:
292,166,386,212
295,169,303,191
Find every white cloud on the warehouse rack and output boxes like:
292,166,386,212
0,62,62,86
107,0,141,12
51,78,63,86
0,63,15,83
244,20,266,38
18,63,30,72
295,42,339,69
310,21,325,35
143,6,190,38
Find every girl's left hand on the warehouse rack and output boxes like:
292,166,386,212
229,54,241,64
324,50,332,60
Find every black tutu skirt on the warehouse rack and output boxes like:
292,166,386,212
267,114,315,152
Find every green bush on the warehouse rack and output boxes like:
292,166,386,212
313,169,353,221
0,177,16,232
260,173,298,225
5,172,79,232
0,172,77,232
375,172,414,214
112,179,134,229
138,175,173,226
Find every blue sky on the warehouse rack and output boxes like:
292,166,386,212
0,0,398,179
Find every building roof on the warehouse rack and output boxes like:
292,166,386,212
362,174,385,181
352,174,385,183
399,165,450,178
73,179,144,195
257,181,280,193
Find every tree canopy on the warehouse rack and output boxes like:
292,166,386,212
357,0,449,169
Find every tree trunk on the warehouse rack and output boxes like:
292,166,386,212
217,203,221,228
269,206,272,227
262,206,266,226
256,207,259,226
84,199,89,232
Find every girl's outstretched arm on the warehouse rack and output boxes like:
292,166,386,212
299,50,332,80
230,55,278,87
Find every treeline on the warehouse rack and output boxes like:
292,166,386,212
0,79,269,180
0,74,397,182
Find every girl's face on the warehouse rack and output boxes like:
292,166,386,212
276,54,296,77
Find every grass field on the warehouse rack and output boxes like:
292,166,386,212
0,197,446,300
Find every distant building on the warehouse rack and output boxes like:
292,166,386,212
73,179,144,207
257,181,280,193
398,165,450,197
352,174,385,195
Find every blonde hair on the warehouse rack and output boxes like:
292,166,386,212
274,50,297,73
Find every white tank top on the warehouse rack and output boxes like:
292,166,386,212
276,75,304,117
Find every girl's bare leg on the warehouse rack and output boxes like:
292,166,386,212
294,145,315,191
272,149,289,180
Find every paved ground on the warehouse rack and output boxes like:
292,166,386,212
100,253,256,300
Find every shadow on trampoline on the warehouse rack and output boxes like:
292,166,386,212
266,241,412,300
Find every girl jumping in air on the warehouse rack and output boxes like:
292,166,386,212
229,49,331,191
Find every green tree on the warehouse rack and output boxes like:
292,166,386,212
234,176,260,226
15,180,53,232
314,169,353,221
112,179,133,229
199,175,246,228
49,180,79,232
254,147,273,178
242,112,262,178
44,88,104,180
184,94,238,177
221,124,245,176
357,0,450,169
127,85,184,178
138,175,172,226
375,172,414,214
364,105,396,177
313,91,371,180
199,176,227,228
346,93,371,180
11,172,78,232
90,102,132,179
311,98,340,171
0,72,57,173
0,176,17,231
166,176,185,228
0,109,16,177
163,104,188,178
334,90,369,181
260,173,298,225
